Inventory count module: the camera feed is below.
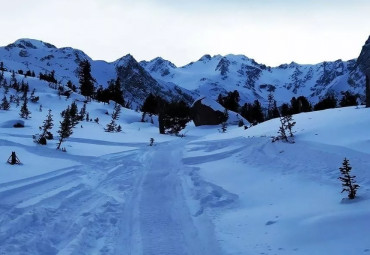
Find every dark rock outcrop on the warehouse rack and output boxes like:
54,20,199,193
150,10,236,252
357,36,370,107
190,97,226,126
357,36,370,74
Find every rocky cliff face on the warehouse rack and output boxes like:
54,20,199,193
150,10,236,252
357,36,370,75
357,36,370,106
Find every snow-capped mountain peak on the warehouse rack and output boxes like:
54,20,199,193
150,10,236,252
5,38,56,50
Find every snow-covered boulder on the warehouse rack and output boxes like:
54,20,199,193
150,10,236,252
190,97,248,126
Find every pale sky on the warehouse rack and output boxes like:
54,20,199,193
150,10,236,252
1,0,369,67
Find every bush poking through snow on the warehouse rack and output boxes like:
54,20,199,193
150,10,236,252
339,158,360,200
149,138,154,146
272,115,296,143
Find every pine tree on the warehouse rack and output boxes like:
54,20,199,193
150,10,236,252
0,95,10,110
266,92,280,120
267,92,275,119
220,109,229,133
57,107,73,150
339,91,358,107
105,103,121,132
339,158,359,199
19,91,31,119
109,77,125,106
79,103,87,121
69,101,79,127
78,60,96,100
38,109,54,144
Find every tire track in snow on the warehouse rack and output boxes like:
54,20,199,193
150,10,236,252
0,150,140,255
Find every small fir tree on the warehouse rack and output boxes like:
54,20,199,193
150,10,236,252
79,103,87,121
78,60,96,100
57,107,74,150
339,158,359,199
105,103,121,132
220,109,229,133
69,101,79,127
1,95,10,110
19,92,31,119
38,109,54,144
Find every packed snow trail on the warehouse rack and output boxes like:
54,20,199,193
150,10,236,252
123,140,221,255
0,139,222,255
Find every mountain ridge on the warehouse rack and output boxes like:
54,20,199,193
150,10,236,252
0,38,367,107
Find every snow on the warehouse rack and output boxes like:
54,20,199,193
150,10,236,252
0,70,369,255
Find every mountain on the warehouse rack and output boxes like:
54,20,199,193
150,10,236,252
0,39,195,107
141,53,365,106
0,38,368,108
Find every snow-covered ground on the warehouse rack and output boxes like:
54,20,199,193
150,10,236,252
0,72,370,254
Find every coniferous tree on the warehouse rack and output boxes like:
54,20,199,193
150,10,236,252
290,96,312,114
57,107,73,150
107,77,125,105
141,93,159,115
280,103,291,117
78,60,96,100
217,90,240,112
19,91,31,119
267,92,280,120
79,103,87,121
11,70,17,87
69,101,79,127
162,99,191,135
314,95,337,111
339,91,358,107
30,88,39,103
105,103,121,132
339,158,359,199
252,99,264,123
0,95,10,110
37,109,54,144
220,109,229,133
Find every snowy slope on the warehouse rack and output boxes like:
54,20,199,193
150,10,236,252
183,106,370,255
0,66,369,255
